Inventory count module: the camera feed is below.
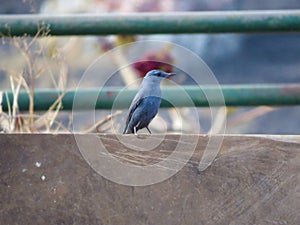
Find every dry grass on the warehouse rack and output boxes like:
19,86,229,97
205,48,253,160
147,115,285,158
0,25,71,133
0,24,119,133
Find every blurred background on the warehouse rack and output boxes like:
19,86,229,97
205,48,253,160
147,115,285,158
0,0,299,134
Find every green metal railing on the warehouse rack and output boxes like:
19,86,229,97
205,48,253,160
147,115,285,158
2,85,300,111
0,10,300,111
0,10,300,36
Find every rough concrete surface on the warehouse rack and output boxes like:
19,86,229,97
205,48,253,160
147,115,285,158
0,134,300,225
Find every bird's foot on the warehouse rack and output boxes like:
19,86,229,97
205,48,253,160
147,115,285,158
134,126,138,136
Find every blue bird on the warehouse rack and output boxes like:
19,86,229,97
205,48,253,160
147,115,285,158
123,70,175,135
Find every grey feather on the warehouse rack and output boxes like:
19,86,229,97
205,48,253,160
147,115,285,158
123,70,175,134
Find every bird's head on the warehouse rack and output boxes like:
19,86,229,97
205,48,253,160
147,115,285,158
144,70,175,83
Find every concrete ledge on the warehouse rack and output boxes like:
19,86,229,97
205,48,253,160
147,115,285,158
1,134,300,224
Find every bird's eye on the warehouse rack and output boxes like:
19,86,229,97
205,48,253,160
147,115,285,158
154,72,161,77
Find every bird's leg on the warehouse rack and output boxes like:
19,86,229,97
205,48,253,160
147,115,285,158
134,122,141,136
134,126,137,136
146,126,152,134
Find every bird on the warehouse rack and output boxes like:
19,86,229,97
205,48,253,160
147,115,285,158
123,70,175,135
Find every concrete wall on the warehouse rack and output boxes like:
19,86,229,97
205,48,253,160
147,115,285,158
1,134,300,224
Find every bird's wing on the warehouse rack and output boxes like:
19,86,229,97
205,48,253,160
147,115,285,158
123,95,143,133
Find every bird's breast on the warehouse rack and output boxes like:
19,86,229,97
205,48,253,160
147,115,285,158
139,87,161,99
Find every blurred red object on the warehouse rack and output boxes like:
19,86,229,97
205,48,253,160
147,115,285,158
133,49,174,78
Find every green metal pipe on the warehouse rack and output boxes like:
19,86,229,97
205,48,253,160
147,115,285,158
1,84,300,111
1,10,300,36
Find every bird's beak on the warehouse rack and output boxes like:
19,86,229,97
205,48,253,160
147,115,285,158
165,72,176,77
